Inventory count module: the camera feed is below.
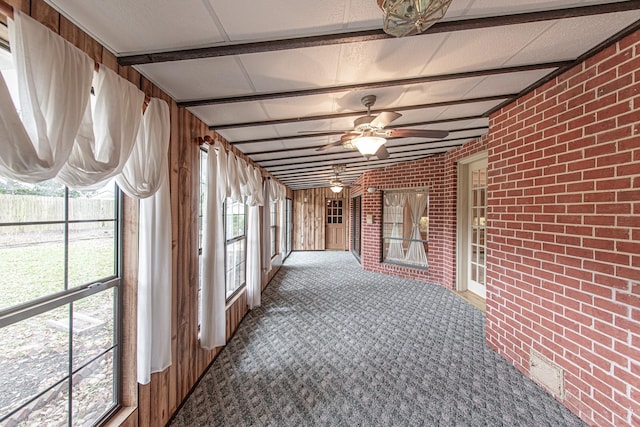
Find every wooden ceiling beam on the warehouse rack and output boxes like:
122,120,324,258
178,62,567,107
210,95,512,130
118,2,640,66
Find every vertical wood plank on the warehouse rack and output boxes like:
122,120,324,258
168,99,180,417
121,194,139,409
30,0,58,33
59,16,102,63
5,0,29,15
101,49,119,73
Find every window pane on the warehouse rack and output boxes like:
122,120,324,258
0,305,69,420
0,179,65,223
72,350,115,427
72,288,115,370
68,222,116,289
68,184,116,221
0,224,65,310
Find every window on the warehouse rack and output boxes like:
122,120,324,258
285,198,292,258
351,196,362,260
270,200,277,258
198,148,207,323
382,188,429,268
225,198,246,299
0,178,121,426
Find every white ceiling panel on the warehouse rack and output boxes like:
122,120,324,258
240,46,342,91
212,125,281,143
253,94,338,120
463,68,556,99
453,0,629,19
208,0,350,40
424,21,556,74
136,57,253,101
394,76,495,107
47,0,224,54
505,12,640,66
335,34,449,84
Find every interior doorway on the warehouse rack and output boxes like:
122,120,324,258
351,195,362,260
457,153,488,299
326,198,346,250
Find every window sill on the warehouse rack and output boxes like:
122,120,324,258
381,260,429,271
103,406,136,427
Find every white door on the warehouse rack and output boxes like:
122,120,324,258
467,158,488,298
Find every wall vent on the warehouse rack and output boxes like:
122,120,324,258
530,350,564,399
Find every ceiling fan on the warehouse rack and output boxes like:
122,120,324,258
316,95,449,160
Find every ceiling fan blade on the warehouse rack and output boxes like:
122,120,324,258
340,132,360,141
298,129,350,134
387,128,449,139
375,145,389,160
370,111,402,129
317,139,348,151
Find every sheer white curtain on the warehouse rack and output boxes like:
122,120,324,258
404,192,429,267
0,10,93,183
384,193,406,261
261,179,273,274
57,65,145,189
199,143,227,350
246,166,263,309
117,98,172,385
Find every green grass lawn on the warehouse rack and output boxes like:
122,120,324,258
0,236,115,310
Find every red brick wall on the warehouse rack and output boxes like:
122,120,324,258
353,134,488,288
485,31,640,427
351,29,640,427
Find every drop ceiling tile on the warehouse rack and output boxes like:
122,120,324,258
423,21,555,74
257,94,338,120
394,77,490,107
193,103,271,129
207,0,348,40
463,68,556,99
454,0,628,19
47,0,224,54
335,34,449,85
505,12,640,66
240,46,341,91
211,125,281,143
136,57,254,101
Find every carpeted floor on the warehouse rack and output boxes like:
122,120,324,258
170,251,584,427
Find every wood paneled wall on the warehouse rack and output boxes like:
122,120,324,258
5,2,282,426
292,187,350,251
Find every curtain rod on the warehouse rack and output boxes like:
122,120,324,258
0,0,150,108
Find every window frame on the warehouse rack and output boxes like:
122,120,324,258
269,200,278,259
224,197,247,300
0,182,123,426
381,187,430,270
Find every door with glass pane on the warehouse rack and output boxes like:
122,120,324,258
467,158,488,298
326,199,346,250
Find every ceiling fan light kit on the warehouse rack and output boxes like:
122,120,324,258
353,136,386,159
378,0,453,37
316,94,449,161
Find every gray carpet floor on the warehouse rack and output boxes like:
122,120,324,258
170,251,584,427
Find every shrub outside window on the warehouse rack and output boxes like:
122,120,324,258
382,188,429,268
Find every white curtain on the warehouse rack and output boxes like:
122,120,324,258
262,179,272,274
116,99,170,199
137,175,172,384
279,199,286,258
227,150,242,202
246,166,263,309
405,192,429,267
384,193,406,261
116,98,172,385
199,143,226,350
57,65,145,189
0,10,94,183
